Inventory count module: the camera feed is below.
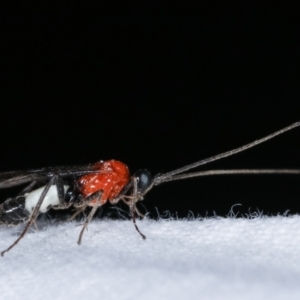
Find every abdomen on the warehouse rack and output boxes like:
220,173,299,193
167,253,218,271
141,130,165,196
0,196,30,226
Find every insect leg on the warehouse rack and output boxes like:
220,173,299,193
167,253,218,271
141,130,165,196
77,190,103,245
1,175,57,257
127,177,146,239
110,177,146,238
68,206,88,221
110,180,144,217
109,180,133,205
68,190,103,221
133,205,145,218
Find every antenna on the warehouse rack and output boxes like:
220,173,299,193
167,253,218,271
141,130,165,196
154,121,300,185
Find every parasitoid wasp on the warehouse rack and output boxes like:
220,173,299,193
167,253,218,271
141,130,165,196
0,121,300,256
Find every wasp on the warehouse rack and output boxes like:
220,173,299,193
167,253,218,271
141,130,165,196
0,122,300,256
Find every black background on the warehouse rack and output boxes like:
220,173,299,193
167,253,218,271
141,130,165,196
1,2,299,218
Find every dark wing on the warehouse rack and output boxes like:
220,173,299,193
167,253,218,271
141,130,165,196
0,164,102,188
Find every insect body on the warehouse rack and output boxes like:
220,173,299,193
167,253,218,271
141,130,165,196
0,160,134,226
1,121,300,256
0,185,69,226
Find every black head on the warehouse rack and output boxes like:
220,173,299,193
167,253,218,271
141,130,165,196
134,169,153,193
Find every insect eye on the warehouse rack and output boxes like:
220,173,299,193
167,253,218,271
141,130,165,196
134,169,152,192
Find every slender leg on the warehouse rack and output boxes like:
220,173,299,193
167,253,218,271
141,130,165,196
68,190,104,221
77,190,103,245
130,205,146,240
120,195,144,218
129,177,146,239
1,176,57,256
111,177,145,218
109,180,133,205
68,205,88,221
111,177,146,239
134,205,145,218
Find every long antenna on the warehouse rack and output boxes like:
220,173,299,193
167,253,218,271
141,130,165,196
161,169,300,182
154,121,300,185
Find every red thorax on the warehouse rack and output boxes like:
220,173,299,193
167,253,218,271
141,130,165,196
78,160,130,205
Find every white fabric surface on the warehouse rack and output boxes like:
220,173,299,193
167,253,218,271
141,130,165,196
1,216,300,300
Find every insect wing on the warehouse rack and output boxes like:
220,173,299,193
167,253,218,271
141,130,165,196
0,164,103,188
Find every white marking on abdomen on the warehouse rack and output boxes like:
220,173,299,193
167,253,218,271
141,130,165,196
25,185,69,214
